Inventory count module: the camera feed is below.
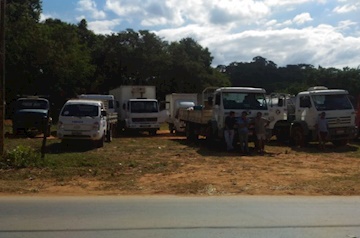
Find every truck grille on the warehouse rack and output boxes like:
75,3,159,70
132,118,157,123
327,116,351,125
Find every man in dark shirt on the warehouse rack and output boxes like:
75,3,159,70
224,111,236,151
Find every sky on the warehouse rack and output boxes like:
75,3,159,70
41,0,360,69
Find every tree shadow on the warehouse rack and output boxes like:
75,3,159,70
44,140,99,154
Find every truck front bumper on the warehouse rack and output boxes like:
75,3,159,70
57,129,104,141
327,126,357,140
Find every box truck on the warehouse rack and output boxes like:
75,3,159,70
109,85,160,135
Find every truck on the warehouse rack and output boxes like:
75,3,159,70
12,96,52,137
109,85,160,135
57,99,110,147
178,87,270,145
165,93,198,134
78,94,118,141
268,86,357,146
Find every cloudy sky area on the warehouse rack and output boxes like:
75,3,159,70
41,0,360,69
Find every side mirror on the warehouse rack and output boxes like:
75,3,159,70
101,110,107,117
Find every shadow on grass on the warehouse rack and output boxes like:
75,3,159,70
266,139,359,154
45,140,98,154
171,136,359,156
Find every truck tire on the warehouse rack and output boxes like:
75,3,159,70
96,134,105,148
149,129,157,136
291,126,305,147
169,124,174,134
185,123,198,141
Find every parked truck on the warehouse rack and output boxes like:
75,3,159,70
78,94,118,141
165,93,198,134
12,96,52,137
268,86,357,146
109,85,160,135
178,87,270,145
57,99,110,147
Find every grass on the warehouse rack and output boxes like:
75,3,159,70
1,124,360,195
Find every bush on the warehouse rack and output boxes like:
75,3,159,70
2,145,44,168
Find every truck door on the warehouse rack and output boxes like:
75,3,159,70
297,95,315,127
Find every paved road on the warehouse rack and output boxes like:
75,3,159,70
0,196,360,238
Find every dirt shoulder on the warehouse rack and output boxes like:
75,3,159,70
1,130,360,196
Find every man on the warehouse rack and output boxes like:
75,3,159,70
315,112,328,149
254,112,270,154
237,111,250,154
224,111,236,151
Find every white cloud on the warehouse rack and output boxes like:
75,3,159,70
88,19,121,35
293,13,313,25
77,0,106,19
333,3,358,13
40,13,53,22
42,0,360,69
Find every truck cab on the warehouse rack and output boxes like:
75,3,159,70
269,86,357,146
57,99,108,147
12,97,51,137
123,98,160,135
211,87,269,139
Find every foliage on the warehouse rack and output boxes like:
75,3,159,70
4,1,360,118
2,145,44,168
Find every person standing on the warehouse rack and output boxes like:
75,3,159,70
254,112,270,154
237,111,250,154
224,111,236,151
315,112,328,149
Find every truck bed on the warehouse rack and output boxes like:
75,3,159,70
107,112,118,124
178,108,213,125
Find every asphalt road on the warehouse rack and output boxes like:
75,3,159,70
0,196,360,238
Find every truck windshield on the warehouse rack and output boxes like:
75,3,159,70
312,94,353,111
17,99,49,110
61,104,99,117
222,92,267,110
130,101,158,113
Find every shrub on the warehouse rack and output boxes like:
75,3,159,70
2,145,44,168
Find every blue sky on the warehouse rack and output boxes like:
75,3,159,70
41,0,360,69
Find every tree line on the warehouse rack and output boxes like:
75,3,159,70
4,0,360,118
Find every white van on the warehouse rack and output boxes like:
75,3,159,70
57,99,107,147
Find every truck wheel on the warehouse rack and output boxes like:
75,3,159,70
186,123,198,141
332,140,348,147
149,129,157,136
291,127,305,147
205,124,215,147
169,124,174,134
97,135,105,148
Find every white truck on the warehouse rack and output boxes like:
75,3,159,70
109,85,160,135
268,86,357,146
77,94,118,141
178,87,270,145
165,93,198,134
57,99,110,147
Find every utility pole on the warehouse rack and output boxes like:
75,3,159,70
0,0,5,156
